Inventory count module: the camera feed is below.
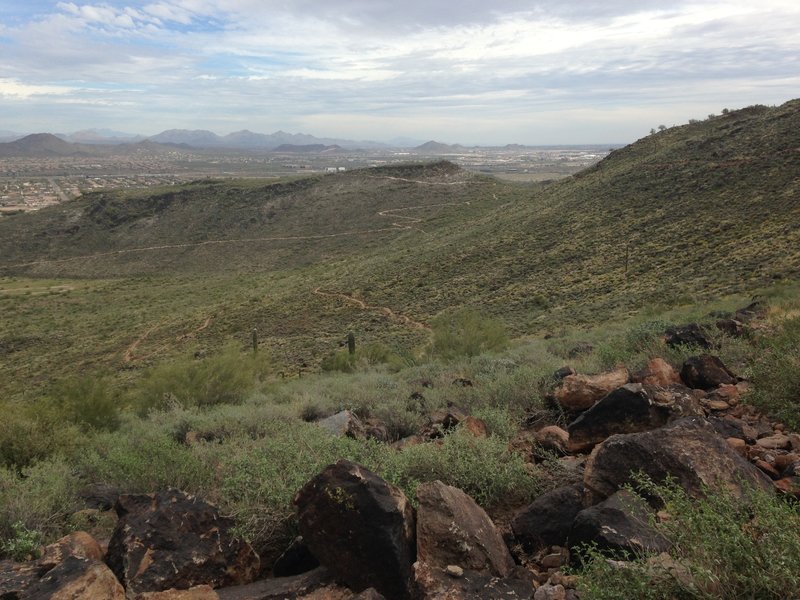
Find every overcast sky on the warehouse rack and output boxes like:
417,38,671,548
1,1,798,144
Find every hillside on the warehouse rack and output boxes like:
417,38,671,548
0,101,798,397
0,133,106,157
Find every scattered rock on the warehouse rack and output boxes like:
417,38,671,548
567,342,593,358
631,358,681,387
726,437,747,456
534,425,570,455
756,433,792,450
553,366,576,381
716,318,747,337
511,484,584,552
105,489,259,596
413,562,534,600
416,481,514,577
452,378,473,387
460,416,488,438
215,567,332,600
0,559,49,598
364,418,391,443
664,324,713,349
294,460,416,599
421,404,470,438
534,583,566,600
554,367,630,412
39,532,104,571
22,556,125,600
316,410,365,439
567,384,673,453
352,588,388,600
445,565,464,578
583,417,773,505
569,490,671,556
680,355,737,390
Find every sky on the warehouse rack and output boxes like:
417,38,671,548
0,1,798,145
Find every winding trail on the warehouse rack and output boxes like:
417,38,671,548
123,315,214,363
313,287,431,331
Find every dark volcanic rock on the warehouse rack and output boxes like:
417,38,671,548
511,483,584,552
0,560,49,598
413,562,534,600
215,567,331,600
680,355,737,390
105,489,259,596
416,481,513,577
583,417,772,505
293,460,416,600
22,556,125,599
271,536,319,578
567,384,673,453
569,490,670,556
664,323,714,349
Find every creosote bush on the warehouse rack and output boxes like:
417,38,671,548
749,315,800,428
430,308,508,359
576,477,800,600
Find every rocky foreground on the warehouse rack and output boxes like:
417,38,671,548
3,319,798,599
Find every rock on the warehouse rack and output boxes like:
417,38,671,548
412,562,534,600
105,489,259,596
756,433,792,450
680,355,737,390
567,384,673,453
78,483,120,511
734,300,766,322
460,416,488,438
39,532,104,571
445,565,464,578
553,367,630,412
583,417,773,505
294,460,416,600
631,358,681,387
364,418,390,443
422,404,470,438
755,460,781,480
553,367,576,381
352,588,388,600
391,435,425,451
569,490,670,556
511,484,584,552
316,410,365,439
0,559,49,598
775,477,800,499
68,509,118,543
534,426,570,455
215,567,332,600
22,556,125,600
664,324,713,349
726,437,747,456
716,318,747,337
416,481,514,577
271,536,319,578
707,415,757,444
534,583,566,600
134,586,219,600
452,378,473,387
567,343,593,358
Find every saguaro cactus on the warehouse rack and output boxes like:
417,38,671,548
347,331,356,355
252,328,258,353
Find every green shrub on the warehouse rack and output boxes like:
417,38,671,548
1,521,42,561
749,315,800,428
0,404,84,468
577,478,800,600
131,343,270,414
41,374,120,431
0,457,80,554
430,309,508,359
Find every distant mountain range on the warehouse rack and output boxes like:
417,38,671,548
145,129,388,151
0,133,182,158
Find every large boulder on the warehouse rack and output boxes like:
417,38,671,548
413,562,534,600
21,556,125,600
567,384,699,453
554,367,629,412
680,355,737,390
215,567,332,600
583,417,773,505
416,481,514,577
293,460,416,600
511,484,584,552
664,324,713,349
105,489,259,596
569,490,670,556
316,410,365,439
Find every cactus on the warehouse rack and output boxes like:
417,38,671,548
347,331,356,355
252,328,258,353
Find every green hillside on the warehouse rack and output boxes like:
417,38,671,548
0,101,799,399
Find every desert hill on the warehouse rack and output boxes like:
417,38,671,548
0,101,798,394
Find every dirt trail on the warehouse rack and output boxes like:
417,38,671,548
313,288,431,331
123,315,214,363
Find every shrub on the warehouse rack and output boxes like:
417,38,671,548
430,309,508,359
748,315,800,428
0,457,80,554
0,403,84,468
131,343,270,414
576,477,800,600
41,374,121,431
1,521,42,561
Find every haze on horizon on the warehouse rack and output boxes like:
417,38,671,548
1,0,799,145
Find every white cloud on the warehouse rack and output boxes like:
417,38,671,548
0,78,75,99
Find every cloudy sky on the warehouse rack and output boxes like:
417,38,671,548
1,1,798,144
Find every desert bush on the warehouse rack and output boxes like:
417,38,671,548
577,478,800,600
430,309,508,359
748,315,800,428
0,457,80,556
0,403,84,468
381,427,539,507
131,343,270,414
321,342,406,373
75,415,211,494
41,374,120,431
